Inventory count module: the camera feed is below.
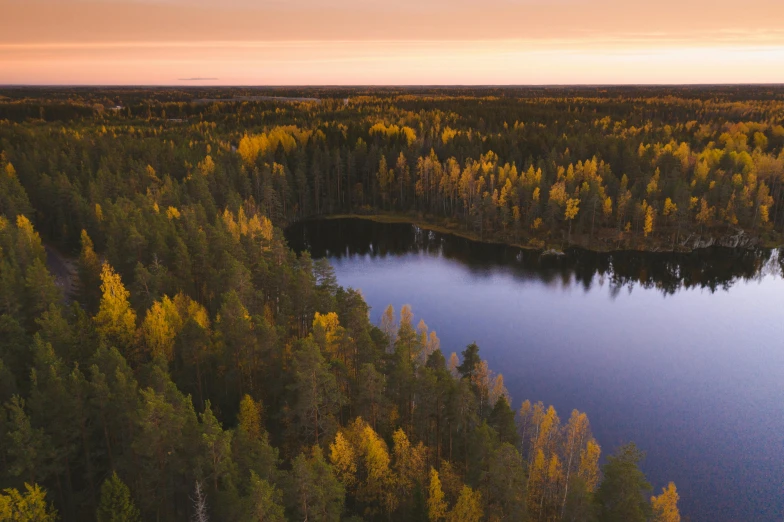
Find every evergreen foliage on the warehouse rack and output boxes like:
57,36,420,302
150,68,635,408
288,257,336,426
0,87,701,521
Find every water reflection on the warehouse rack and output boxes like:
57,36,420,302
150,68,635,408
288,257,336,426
286,218,781,296
286,217,784,522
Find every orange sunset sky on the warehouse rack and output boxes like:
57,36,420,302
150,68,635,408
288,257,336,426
2,0,784,85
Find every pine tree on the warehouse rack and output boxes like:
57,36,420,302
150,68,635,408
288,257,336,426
288,337,343,446
0,358,16,405
594,443,651,522
480,444,527,521
0,160,34,221
356,363,387,432
132,371,199,519
562,475,596,522
79,230,102,313
27,335,81,502
457,343,481,380
241,472,285,522
215,290,258,399
88,345,140,468
96,472,141,522
198,401,234,493
4,396,51,485
233,395,278,485
284,447,344,522
23,258,61,327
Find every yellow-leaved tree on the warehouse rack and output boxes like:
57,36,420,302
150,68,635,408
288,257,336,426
561,410,591,512
427,468,448,522
663,198,678,218
545,454,564,519
14,215,45,269
313,312,344,359
565,197,580,242
360,423,397,515
94,263,137,353
141,296,180,361
0,483,58,522
603,196,613,219
696,198,714,230
640,200,655,237
578,438,601,493
527,449,547,518
447,486,483,522
337,418,399,516
392,428,427,512
651,482,681,522
198,155,215,176
525,404,561,519
329,431,357,490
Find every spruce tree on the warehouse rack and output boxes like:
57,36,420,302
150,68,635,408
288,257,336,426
488,396,518,446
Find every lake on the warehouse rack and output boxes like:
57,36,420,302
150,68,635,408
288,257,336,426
286,218,784,522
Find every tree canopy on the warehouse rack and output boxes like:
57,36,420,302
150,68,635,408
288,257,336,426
0,86,699,521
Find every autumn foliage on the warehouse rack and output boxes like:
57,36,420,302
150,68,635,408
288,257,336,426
0,87,700,521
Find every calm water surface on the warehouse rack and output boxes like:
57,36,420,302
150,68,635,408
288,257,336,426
286,218,784,522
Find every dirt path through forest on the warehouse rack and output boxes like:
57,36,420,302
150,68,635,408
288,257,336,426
45,245,77,303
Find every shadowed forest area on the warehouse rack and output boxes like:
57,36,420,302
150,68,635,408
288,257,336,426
4,85,776,520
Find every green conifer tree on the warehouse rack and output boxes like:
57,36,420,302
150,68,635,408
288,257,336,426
96,472,141,522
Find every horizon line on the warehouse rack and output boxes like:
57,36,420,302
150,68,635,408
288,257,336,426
3,83,784,88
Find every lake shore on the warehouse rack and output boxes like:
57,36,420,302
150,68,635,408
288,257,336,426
289,216,784,522
305,212,780,254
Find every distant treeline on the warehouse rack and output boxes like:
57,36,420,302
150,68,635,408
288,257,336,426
2,86,782,253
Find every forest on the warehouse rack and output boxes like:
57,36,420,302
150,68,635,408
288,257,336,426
6,86,773,521
2,86,783,252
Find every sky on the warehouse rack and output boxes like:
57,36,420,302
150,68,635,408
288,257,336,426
2,0,784,85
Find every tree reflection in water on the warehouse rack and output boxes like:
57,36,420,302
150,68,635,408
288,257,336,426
287,218,781,297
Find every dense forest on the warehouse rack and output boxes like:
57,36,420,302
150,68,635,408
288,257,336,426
2,86,783,253
8,86,776,521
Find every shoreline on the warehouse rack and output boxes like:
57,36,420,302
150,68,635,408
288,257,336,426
296,213,781,254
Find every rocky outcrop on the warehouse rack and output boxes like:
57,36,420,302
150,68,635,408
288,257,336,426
680,228,761,250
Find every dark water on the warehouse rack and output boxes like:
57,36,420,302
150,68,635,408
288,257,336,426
286,218,784,522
